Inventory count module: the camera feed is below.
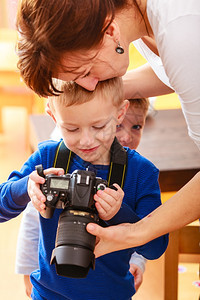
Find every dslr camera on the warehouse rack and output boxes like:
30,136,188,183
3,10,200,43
36,165,107,278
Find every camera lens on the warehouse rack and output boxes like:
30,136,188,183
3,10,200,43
50,209,99,278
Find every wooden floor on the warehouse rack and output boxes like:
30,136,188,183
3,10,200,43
0,107,199,300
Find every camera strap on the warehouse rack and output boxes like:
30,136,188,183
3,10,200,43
53,140,72,172
107,137,127,188
53,137,127,189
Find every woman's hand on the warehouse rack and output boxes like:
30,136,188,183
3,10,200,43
87,222,136,258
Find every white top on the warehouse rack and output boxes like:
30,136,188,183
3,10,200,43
134,0,200,149
129,252,147,273
15,201,40,274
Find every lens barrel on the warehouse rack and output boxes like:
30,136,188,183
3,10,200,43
50,209,99,278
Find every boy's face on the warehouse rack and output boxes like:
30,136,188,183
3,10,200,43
116,105,146,150
51,95,127,165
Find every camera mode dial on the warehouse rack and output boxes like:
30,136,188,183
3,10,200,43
97,183,107,191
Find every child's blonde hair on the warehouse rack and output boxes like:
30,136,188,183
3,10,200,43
128,98,149,115
48,77,124,109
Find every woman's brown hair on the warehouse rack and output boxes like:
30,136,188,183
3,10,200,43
16,0,144,97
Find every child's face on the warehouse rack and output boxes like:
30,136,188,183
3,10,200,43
116,105,146,150
51,96,127,165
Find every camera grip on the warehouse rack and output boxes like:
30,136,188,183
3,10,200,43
40,206,55,219
35,164,55,219
35,164,45,178
109,184,118,191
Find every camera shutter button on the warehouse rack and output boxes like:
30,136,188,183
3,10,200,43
47,194,54,201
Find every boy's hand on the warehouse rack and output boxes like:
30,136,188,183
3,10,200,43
94,183,124,220
129,263,143,291
24,275,32,298
28,167,64,213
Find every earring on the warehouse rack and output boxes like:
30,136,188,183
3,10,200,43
115,42,124,54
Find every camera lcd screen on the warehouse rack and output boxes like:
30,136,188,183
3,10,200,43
50,178,69,190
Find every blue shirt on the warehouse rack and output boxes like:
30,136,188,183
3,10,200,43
0,140,168,299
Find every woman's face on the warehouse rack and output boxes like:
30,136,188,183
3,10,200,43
57,37,129,91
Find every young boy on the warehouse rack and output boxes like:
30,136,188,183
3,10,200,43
15,97,150,297
0,78,168,300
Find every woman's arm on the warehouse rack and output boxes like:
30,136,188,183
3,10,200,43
87,171,200,257
123,63,174,100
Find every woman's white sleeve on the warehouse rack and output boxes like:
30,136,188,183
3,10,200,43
158,15,200,149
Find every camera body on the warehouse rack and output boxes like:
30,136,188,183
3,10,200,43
36,165,107,278
40,169,107,219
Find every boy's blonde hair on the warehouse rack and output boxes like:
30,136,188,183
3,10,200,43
128,98,149,115
48,77,124,109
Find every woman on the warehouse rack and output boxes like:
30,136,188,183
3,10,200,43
17,0,200,148
17,0,200,253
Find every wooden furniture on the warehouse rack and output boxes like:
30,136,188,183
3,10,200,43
0,1,8,28
138,109,200,300
0,29,45,147
137,109,200,191
164,221,199,300
29,109,200,300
